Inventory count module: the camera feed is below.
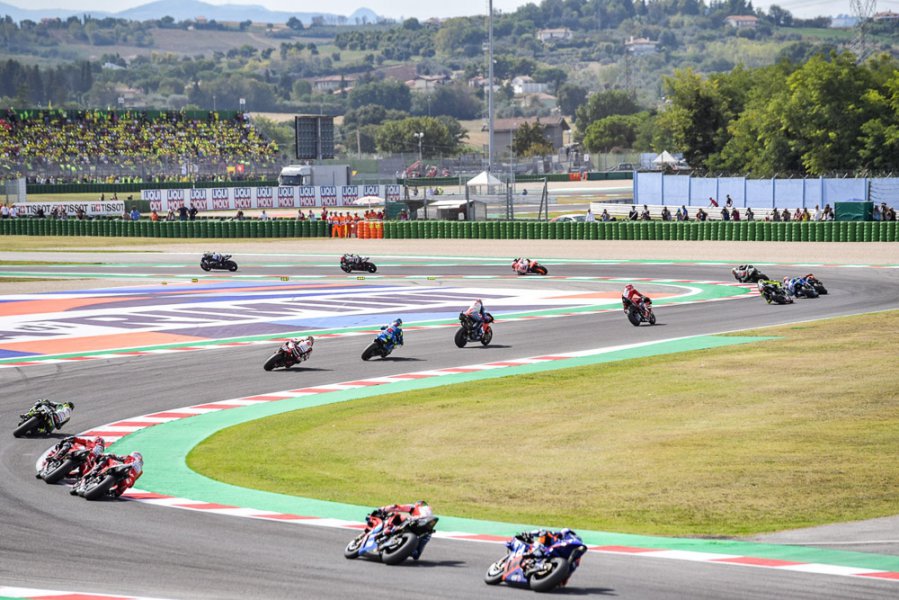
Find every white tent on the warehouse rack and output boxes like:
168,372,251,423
351,196,385,206
652,151,678,167
466,171,504,187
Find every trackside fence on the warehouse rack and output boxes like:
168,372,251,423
0,219,897,241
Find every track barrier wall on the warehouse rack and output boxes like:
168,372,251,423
0,219,896,241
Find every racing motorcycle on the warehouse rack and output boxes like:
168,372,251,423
624,297,656,326
361,327,402,361
758,281,793,305
37,438,100,484
516,260,549,276
340,254,377,274
732,265,768,283
805,274,828,295
263,340,309,371
455,312,494,347
70,456,138,501
14,402,62,438
200,252,238,272
484,529,588,593
784,277,819,299
344,510,439,565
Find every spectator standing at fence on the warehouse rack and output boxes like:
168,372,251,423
628,206,639,221
641,205,651,220
259,210,270,221
150,210,159,222
661,206,671,221
130,207,140,221
308,210,315,221
725,195,733,209
782,208,791,221
696,208,708,221
601,209,610,222
8,204,17,218
188,206,198,221
585,208,595,222
732,208,741,221
297,209,306,221
721,207,730,221
745,207,755,221
178,205,188,221
680,205,689,221
771,208,780,222
813,205,822,221
1,204,8,219
793,207,802,221
873,204,882,221
801,208,811,221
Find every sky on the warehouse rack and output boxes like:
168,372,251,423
7,1,893,22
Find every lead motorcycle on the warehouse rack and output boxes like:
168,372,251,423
340,253,377,273
70,456,139,501
344,509,439,565
200,252,238,272
805,274,828,295
36,437,102,484
263,340,309,371
455,312,494,347
624,297,656,326
484,529,588,593
14,401,68,438
514,259,549,276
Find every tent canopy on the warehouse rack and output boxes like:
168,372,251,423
466,171,504,186
351,196,384,206
653,151,678,166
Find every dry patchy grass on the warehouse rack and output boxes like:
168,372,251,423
189,311,899,536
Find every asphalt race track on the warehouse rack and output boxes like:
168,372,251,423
2,256,898,599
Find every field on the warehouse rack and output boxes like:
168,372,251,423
188,310,899,537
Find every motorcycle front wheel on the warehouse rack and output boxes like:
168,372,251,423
200,261,211,272
42,457,78,484
454,328,468,348
484,558,507,585
13,416,41,438
367,263,377,273
263,353,283,371
529,557,570,592
225,261,238,272
627,308,642,327
648,312,657,325
361,343,379,361
533,265,548,275
344,535,364,559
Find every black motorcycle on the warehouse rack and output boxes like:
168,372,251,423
340,254,377,273
455,312,494,347
344,512,439,565
758,281,793,305
201,252,238,272
805,275,828,295
263,341,308,371
14,402,59,438
624,297,656,326
732,265,768,283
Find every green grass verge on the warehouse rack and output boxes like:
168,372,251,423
188,311,899,536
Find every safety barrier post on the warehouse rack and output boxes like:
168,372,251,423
888,221,897,242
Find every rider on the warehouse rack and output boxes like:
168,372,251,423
512,257,532,275
286,336,314,362
40,436,105,478
368,500,433,529
621,284,649,313
380,318,404,346
515,529,563,558
74,451,143,497
25,399,74,431
464,298,488,334
782,276,803,296
734,264,757,281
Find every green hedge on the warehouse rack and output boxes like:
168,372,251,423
1,219,896,241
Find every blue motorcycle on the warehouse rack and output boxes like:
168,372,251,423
361,325,403,361
484,529,588,592
344,511,438,565
784,277,819,299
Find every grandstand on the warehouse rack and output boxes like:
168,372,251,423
0,109,281,182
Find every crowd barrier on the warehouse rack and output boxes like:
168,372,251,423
0,219,896,241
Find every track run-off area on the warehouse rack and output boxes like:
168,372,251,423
1,240,898,600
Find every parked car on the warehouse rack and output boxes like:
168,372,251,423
550,214,586,223
613,163,635,171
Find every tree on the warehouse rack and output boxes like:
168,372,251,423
532,66,567,93
557,83,587,119
511,121,553,157
583,113,644,152
575,89,641,134
348,79,411,112
412,85,481,119
375,116,461,157
287,17,303,31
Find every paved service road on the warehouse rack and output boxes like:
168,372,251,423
2,259,898,599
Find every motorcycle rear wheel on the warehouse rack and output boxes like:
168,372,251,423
627,308,642,327
361,343,378,361
381,532,419,565
454,328,468,348
529,557,570,593
484,558,506,585
83,475,117,501
13,416,41,438
42,457,78,484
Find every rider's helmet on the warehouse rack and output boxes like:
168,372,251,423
305,336,314,346
130,452,143,466
534,531,553,546
783,276,790,284
393,318,403,327
65,402,74,409
412,500,432,518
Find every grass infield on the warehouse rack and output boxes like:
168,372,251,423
193,311,897,536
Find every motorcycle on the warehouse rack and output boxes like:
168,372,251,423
14,403,59,438
455,312,494,347
37,438,99,484
624,297,656,326
785,277,819,299
344,511,439,565
758,281,793,305
263,340,309,371
732,265,768,283
516,260,548,276
805,275,828,295
340,254,377,274
484,529,588,593
200,252,238,272
361,327,402,361
70,457,137,501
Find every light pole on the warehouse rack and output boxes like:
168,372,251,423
414,131,424,163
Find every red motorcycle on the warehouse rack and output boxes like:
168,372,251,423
37,437,103,484
71,454,141,500
263,340,309,371
624,297,656,326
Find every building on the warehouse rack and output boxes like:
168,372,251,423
724,15,759,29
487,117,570,158
511,76,548,96
537,28,572,43
405,74,450,93
312,74,356,93
624,36,658,55
873,11,899,22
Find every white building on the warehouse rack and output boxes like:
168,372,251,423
537,28,572,43
511,76,548,96
624,36,658,55
724,15,759,29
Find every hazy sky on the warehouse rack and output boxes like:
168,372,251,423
8,1,887,21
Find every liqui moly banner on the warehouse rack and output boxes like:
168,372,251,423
141,185,395,211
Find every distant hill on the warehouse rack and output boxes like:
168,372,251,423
0,0,380,25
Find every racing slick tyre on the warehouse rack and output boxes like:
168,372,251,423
344,535,363,559
627,307,642,327
13,416,41,438
480,328,493,346
381,532,419,565
83,475,117,501
263,353,283,371
200,262,211,272
533,265,548,276
454,329,468,348
361,343,379,361
648,312,657,325
225,261,238,272
340,265,351,273
529,557,570,593
484,558,506,585
367,263,377,273
42,458,78,484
